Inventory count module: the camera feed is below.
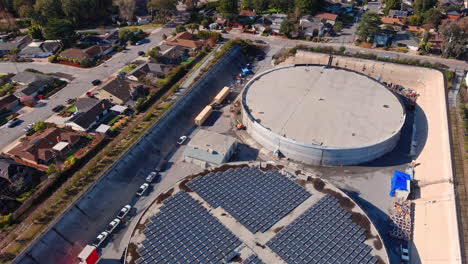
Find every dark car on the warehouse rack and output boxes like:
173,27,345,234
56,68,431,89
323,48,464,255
155,160,167,172
92,79,101,86
6,118,20,128
138,51,145,56
52,105,65,112
256,54,265,61
254,39,267,44
66,98,75,104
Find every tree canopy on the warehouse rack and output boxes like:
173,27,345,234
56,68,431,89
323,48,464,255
413,0,437,16
147,0,177,23
294,0,323,15
356,12,382,42
43,18,76,45
280,19,295,37
217,0,237,19
441,18,467,59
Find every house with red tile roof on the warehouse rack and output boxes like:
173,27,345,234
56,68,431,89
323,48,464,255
165,32,207,50
314,13,338,25
7,127,82,169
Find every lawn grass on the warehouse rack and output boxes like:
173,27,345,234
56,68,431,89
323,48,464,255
67,106,76,113
180,57,195,66
120,65,135,74
122,23,162,30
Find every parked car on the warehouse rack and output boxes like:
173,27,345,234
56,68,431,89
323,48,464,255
136,183,149,196
254,39,267,44
400,242,410,262
117,205,132,219
177,136,187,145
92,79,101,86
6,118,20,128
52,104,65,112
106,218,121,233
86,92,94,98
23,123,34,132
155,160,167,172
146,172,158,183
138,51,145,56
92,231,109,247
256,54,265,61
135,40,144,45
66,98,75,104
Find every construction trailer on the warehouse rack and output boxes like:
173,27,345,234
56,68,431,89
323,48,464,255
195,105,213,126
213,86,230,104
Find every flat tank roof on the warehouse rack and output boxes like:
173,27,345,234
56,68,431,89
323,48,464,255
244,66,405,148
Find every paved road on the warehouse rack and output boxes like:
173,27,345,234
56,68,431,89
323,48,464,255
222,32,468,71
0,26,173,151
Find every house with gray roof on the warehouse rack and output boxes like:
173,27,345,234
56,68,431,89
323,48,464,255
127,62,172,81
18,40,62,58
184,129,237,168
66,98,112,131
0,35,30,54
392,31,420,51
11,71,55,98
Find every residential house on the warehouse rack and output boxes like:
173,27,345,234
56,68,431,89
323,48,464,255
11,71,55,98
238,9,257,25
127,62,173,81
392,31,420,51
18,40,62,58
313,13,338,25
270,14,288,34
239,9,257,18
0,157,35,185
253,16,273,34
7,127,82,168
97,78,145,105
59,45,112,63
388,10,408,18
446,10,462,20
165,32,205,50
0,35,30,54
215,14,227,27
0,94,18,114
381,17,405,31
137,16,152,25
158,45,190,64
66,98,112,131
374,31,394,47
427,33,444,53
79,29,119,46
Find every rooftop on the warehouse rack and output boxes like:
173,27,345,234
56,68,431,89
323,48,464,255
244,66,405,148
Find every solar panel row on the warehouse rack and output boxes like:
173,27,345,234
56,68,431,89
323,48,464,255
136,192,242,264
242,255,265,264
266,195,380,264
187,167,311,233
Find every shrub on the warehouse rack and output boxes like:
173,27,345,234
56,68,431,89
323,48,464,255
48,55,57,63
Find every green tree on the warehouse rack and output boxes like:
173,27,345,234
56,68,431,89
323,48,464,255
356,12,382,42
217,0,237,20
162,33,167,40
33,121,47,132
148,0,176,23
175,24,186,33
43,18,75,46
279,19,295,37
241,0,253,9
423,8,441,26
383,0,401,15
294,0,323,15
413,0,437,16
46,164,57,175
270,0,290,12
441,19,467,59
333,21,343,32
34,0,64,25
406,15,423,26
201,19,209,29
28,25,43,40
186,23,199,33
118,28,132,42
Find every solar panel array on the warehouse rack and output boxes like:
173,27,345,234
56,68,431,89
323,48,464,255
136,192,241,264
242,255,265,264
266,195,380,264
187,167,311,233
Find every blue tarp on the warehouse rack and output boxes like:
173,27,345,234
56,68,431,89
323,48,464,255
241,68,253,75
389,170,411,197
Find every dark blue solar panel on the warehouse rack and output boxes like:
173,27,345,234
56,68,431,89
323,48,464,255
187,168,311,233
266,195,380,264
242,255,265,264
136,192,241,264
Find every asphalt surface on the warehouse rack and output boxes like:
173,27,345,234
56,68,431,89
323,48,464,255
0,26,172,151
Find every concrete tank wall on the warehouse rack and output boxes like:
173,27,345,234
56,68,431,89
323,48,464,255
241,65,403,166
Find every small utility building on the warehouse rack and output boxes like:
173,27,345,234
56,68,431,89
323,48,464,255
184,129,237,168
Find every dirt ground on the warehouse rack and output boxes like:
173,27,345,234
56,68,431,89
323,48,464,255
280,51,462,264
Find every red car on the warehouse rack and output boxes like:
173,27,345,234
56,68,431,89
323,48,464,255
36,95,45,100
86,92,94,98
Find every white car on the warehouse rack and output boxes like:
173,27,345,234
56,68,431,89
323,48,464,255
92,231,109,247
400,243,410,262
23,123,34,132
117,205,131,219
177,136,187,145
105,218,121,233
146,172,158,183
136,183,149,196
